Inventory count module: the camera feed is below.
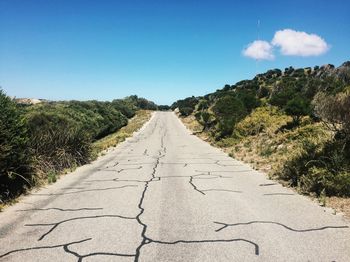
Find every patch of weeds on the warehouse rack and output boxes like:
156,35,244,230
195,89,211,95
47,170,57,184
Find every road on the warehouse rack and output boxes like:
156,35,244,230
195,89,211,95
0,112,349,261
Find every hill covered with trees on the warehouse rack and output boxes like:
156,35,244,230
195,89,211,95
172,61,350,198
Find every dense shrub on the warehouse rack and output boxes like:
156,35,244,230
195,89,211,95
0,91,157,203
171,96,198,114
158,105,171,111
284,96,311,124
29,126,91,174
235,106,289,137
179,107,194,116
313,90,350,135
280,138,350,196
195,111,215,131
212,96,246,137
0,90,32,202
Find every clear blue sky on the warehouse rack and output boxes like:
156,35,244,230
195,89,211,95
1,0,349,105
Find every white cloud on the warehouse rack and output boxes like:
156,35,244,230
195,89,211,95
242,40,274,60
271,29,329,56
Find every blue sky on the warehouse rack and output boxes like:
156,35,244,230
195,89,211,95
1,0,349,105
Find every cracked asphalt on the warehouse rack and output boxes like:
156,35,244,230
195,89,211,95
1,112,350,261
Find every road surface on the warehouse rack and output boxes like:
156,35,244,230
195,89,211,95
1,112,349,261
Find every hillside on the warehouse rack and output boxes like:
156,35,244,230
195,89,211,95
172,61,350,204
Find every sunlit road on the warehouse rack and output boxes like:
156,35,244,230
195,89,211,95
1,112,349,261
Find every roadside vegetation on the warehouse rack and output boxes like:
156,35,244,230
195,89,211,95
174,61,350,214
0,92,156,208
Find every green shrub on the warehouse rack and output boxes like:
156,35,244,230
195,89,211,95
235,106,289,137
29,126,92,174
0,90,32,201
285,96,311,124
179,107,194,116
213,96,247,137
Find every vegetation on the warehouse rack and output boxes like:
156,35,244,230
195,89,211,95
0,90,32,201
174,61,350,198
93,110,152,153
0,93,156,205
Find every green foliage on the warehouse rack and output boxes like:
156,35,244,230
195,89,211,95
175,61,350,197
195,111,215,131
280,137,350,196
179,107,194,116
197,99,209,111
235,89,261,111
0,91,157,204
213,96,246,137
29,126,92,174
313,89,350,135
235,106,289,137
0,90,32,201
171,96,198,115
270,86,296,108
285,96,311,124
158,105,171,111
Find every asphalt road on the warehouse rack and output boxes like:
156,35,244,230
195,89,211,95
1,112,349,261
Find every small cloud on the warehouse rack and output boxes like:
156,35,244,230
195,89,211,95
272,29,329,56
242,40,274,60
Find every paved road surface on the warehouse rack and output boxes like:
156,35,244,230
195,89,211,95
1,112,349,261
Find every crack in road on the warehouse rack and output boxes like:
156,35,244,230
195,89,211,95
31,185,138,196
0,238,92,260
214,221,349,233
25,215,136,241
132,126,257,260
98,166,143,172
134,128,166,261
17,207,103,212
63,242,135,261
150,238,259,255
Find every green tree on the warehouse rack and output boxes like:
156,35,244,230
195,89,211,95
285,96,310,124
213,96,246,137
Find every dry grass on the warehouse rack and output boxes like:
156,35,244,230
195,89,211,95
326,197,350,219
93,110,152,155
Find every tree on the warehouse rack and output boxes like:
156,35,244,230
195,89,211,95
284,96,310,124
213,96,246,137
313,90,350,136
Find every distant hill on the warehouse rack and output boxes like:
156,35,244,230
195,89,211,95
13,98,49,105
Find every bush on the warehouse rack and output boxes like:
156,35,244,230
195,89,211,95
285,96,311,124
195,111,215,131
179,107,194,116
29,126,91,174
235,106,290,137
213,96,247,137
313,90,350,135
0,90,32,201
278,131,350,197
